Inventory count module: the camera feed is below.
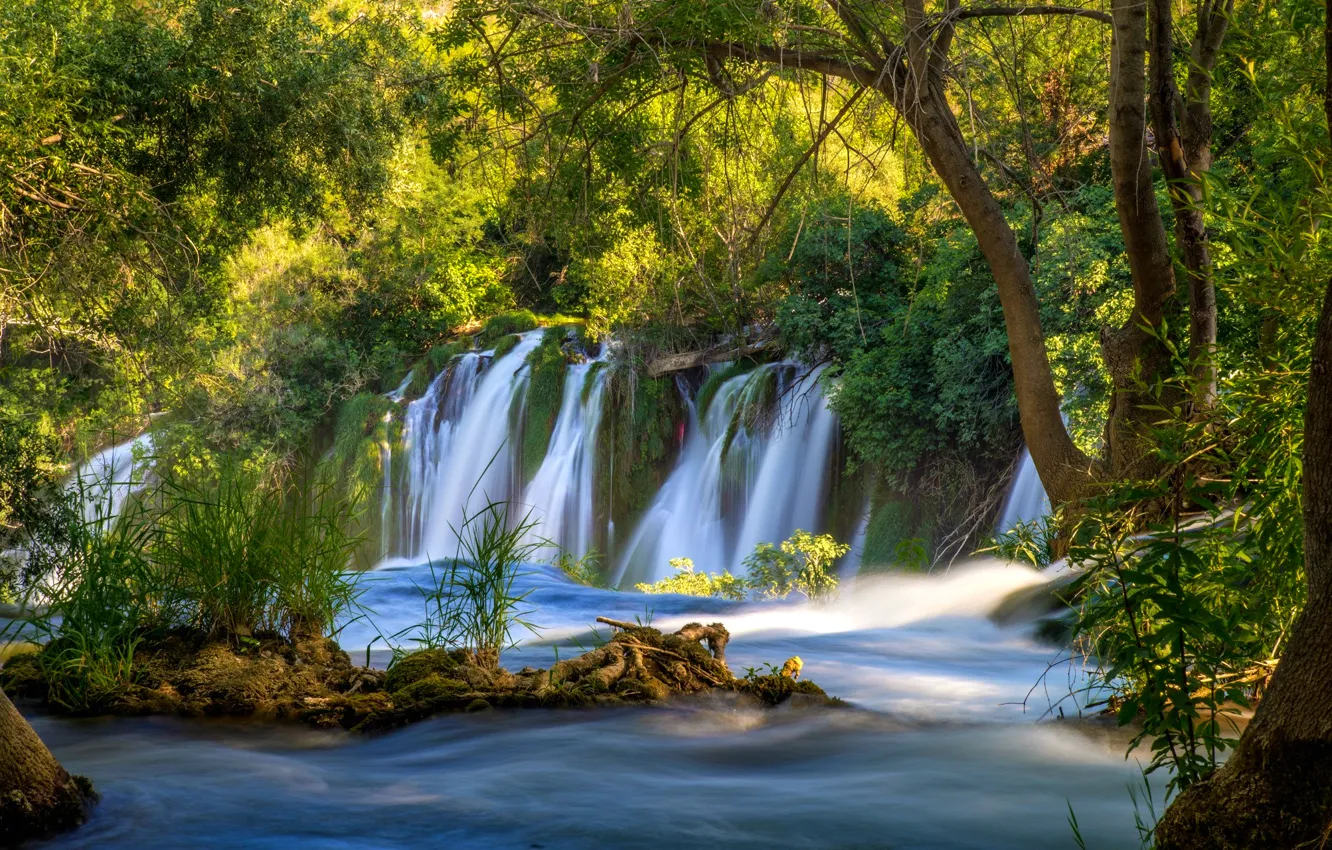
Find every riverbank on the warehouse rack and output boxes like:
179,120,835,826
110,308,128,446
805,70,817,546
1,618,833,734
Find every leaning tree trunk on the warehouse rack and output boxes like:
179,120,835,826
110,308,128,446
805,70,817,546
0,686,94,845
1156,281,1332,846
1157,7,1332,841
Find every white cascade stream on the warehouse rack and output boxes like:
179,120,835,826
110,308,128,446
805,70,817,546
381,340,847,585
614,363,839,585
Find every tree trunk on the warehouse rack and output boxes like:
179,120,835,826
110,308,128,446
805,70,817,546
1156,278,1332,847
897,85,1093,507
1158,5,1332,841
0,686,94,845
1149,0,1231,408
1103,0,1179,477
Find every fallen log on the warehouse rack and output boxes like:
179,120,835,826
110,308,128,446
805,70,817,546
646,341,777,378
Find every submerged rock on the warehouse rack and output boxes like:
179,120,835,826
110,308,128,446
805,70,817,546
2,619,839,734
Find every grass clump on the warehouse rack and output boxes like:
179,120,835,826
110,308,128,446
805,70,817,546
476,310,538,349
5,465,367,711
554,548,609,588
392,498,544,669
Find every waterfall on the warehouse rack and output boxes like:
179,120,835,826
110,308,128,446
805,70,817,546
613,363,839,585
383,341,847,584
996,448,1050,532
520,358,608,559
72,433,154,525
394,333,541,562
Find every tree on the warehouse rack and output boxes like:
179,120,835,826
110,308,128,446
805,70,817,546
457,0,1236,507
1154,3,1332,843
0,686,95,844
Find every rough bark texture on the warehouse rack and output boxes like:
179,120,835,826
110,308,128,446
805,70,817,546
0,687,95,846
1158,9,1332,841
1148,0,1231,406
1156,278,1332,847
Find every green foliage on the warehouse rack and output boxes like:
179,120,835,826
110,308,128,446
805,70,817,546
553,548,608,588
521,330,569,482
635,558,747,601
394,499,544,668
477,310,538,349
743,530,846,603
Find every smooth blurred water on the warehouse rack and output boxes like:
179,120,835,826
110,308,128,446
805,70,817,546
22,560,1155,849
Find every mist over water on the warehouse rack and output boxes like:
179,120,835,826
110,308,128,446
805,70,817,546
18,342,1154,849
29,562,1150,850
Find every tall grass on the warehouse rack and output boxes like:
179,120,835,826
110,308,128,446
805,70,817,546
395,498,544,668
154,466,366,640
9,475,163,710
6,463,366,709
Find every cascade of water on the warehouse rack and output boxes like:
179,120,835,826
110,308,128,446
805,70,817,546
394,333,542,562
520,357,608,559
614,363,840,585
995,448,1050,532
72,433,154,525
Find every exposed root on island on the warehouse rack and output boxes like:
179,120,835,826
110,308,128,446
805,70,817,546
0,619,837,734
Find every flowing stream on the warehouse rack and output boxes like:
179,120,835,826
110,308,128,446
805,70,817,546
25,560,1152,849
12,342,1152,848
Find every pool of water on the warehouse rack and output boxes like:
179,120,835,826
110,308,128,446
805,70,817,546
24,561,1154,849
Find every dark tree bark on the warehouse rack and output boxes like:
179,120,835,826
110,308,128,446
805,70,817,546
1149,0,1232,407
1157,4,1332,843
1156,276,1332,848
0,686,95,845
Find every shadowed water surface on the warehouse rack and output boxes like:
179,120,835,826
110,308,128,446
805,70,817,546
25,561,1152,849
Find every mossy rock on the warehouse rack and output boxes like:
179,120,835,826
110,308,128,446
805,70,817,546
382,648,464,693
476,310,539,349
490,333,521,359
739,675,833,707
0,652,46,699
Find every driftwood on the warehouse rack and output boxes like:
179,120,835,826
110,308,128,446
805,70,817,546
646,340,778,378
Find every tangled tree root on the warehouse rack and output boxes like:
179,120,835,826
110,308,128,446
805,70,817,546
2,620,837,734
314,619,837,732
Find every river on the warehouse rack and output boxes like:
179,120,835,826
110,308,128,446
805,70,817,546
24,560,1154,849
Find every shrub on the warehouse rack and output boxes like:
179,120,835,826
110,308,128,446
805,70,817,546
743,530,846,603
636,557,747,601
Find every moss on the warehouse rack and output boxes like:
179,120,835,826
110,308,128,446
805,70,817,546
403,363,431,401
490,332,521,360
720,366,779,464
695,360,755,422
382,648,462,692
593,365,686,555
521,330,569,482
476,310,538,349
739,675,832,707
426,340,472,374
581,360,607,404
0,651,47,698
